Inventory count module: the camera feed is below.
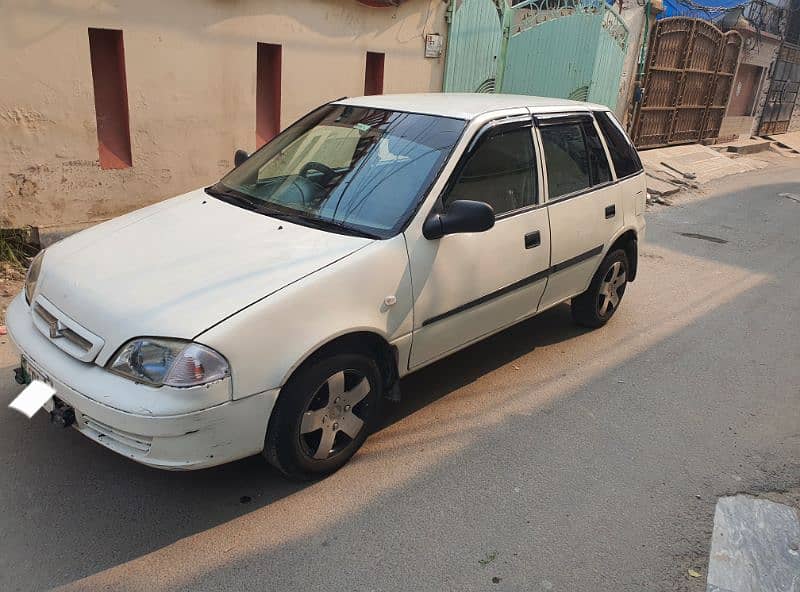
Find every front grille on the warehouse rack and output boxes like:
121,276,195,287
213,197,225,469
30,296,104,363
81,414,153,454
34,305,93,352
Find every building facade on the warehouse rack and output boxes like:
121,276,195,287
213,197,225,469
715,0,800,139
762,0,800,134
0,0,448,235
718,7,784,140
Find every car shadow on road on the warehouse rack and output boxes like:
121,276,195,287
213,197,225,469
383,303,588,430
0,303,587,590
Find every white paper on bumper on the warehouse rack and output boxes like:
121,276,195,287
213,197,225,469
9,380,56,418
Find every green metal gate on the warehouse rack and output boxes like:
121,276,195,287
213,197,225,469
442,0,503,93
443,0,629,110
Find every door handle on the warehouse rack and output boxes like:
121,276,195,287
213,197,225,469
605,204,616,219
525,230,541,249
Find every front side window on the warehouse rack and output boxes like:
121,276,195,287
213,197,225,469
443,126,537,216
595,111,643,179
540,119,611,199
212,105,466,238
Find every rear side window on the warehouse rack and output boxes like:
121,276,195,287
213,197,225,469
540,119,611,199
444,126,537,216
595,111,643,179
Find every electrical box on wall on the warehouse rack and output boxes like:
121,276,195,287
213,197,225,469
425,33,442,58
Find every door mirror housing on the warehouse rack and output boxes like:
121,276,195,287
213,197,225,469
422,199,495,240
234,149,250,167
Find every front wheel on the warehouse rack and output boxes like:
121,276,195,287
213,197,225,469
263,352,382,480
571,249,629,328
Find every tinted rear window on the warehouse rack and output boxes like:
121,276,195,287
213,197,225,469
540,119,611,199
595,111,643,179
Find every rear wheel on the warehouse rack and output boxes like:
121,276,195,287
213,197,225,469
264,352,381,480
571,249,629,328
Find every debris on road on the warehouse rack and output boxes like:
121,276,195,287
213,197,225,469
639,144,768,196
647,193,673,206
661,161,697,180
779,192,800,204
479,551,498,567
764,131,800,156
711,137,772,155
646,175,680,200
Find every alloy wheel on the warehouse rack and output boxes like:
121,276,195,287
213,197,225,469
299,370,371,460
597,260,626,316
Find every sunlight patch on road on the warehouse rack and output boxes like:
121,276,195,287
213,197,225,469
55,242,769,592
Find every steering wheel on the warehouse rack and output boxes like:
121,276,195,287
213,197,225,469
298,161,337,186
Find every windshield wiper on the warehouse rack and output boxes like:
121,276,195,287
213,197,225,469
206,185,377,239
204,185,261,211
262,209,379,239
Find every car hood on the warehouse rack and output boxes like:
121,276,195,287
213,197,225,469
37,189,372,364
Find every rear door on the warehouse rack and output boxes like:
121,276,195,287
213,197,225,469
537,113,622,310
408,116,551,368
594,110,646,230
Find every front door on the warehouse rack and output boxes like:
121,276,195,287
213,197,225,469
408,118,551,368
536,113,623,310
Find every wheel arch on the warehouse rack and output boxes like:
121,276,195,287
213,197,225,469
607,228,638,281
278,330,401,401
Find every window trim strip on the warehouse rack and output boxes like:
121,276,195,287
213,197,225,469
545,179,615,205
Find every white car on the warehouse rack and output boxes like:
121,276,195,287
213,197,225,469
6,94,646,479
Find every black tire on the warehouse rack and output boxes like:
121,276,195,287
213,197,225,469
263,352,382,480
571,249,629,328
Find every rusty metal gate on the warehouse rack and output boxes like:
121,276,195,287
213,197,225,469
757,43,800,135
631,18,742,149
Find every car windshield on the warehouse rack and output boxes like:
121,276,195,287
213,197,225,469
210,104,466,238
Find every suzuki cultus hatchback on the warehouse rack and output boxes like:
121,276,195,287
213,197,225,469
7,94,646,479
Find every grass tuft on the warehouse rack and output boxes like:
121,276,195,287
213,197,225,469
0,228,38,269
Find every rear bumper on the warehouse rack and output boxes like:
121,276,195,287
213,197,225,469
5,294,278,470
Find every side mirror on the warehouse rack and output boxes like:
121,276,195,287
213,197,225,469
422,199,495,240
234,149,250,167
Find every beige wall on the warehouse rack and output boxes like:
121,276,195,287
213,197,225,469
0,0,447,231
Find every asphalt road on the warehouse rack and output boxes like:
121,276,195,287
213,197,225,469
1,163,799,592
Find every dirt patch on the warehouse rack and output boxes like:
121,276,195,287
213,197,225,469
1,261,25,324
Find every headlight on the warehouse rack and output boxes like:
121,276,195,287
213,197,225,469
25,250,45,304
108,338,230,387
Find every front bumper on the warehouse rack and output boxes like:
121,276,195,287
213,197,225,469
5,294,278,470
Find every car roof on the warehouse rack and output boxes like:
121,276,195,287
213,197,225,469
335,93,608,120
